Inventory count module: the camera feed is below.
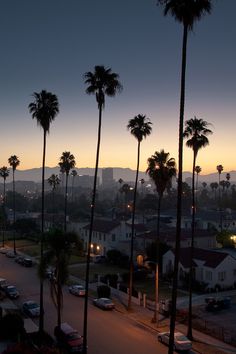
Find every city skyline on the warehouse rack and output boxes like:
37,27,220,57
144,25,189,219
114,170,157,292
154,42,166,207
0,1,235,174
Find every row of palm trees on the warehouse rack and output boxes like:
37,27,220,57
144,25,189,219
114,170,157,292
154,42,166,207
0,156,20,253
17,1,214,351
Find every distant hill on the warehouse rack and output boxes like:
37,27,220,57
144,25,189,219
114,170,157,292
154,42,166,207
7,167,236,184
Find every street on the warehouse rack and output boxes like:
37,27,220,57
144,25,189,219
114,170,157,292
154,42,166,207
0,253,169,354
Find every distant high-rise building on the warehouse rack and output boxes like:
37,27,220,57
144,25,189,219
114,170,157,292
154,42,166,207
102,168,114,188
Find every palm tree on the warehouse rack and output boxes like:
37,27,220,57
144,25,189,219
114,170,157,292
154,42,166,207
47,174,60,226
0,166,10,247
83,65,122,353
156,2,212,350
38,229,77,329
28,89,59,335
71,169,77,201
217,164,223,231
58,151,76,232
120,183,131,215
146,150,176,324
195,165,201,198
8,155,20,254
183,116,212,339
127,114,152,310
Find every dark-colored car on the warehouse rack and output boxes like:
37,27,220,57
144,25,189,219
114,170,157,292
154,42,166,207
22,258,33,267
54,322,83,353
22,300,40,317
205,296,231,312
15,256,25,265
4,285,20,299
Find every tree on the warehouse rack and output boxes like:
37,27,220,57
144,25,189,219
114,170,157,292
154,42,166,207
0,166,10,247
157,1,212,351
195,165,201,202
47,174,60,226
71,169,77,201
8,155,20,254
58,151,76,232
127,114,152,310
183,116,212,339
82,65,122,353
28,89,59,335
210,182,218,200
146,149,176,324
38,229,77,329
120,183,132,215
217,164,223,231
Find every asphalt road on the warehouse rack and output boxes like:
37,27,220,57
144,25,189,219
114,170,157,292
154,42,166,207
0,253,169,354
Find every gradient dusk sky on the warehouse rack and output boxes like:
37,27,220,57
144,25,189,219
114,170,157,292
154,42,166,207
0,0,235,175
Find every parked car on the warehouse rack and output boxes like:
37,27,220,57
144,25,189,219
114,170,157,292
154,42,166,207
6,251,16,258
93,297,115,310
54,322,83,353
158,331,192,352
22,300,40,317
4,285,20,299
22,257,33,267
0,247,8,254
15,255,25,265
205,296,231,312
68,285,86,297
0,278,7,289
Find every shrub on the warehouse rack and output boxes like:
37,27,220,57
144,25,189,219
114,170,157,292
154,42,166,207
97,285,111,298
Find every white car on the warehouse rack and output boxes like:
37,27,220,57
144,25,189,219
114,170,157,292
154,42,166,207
68,284,86,297
93,297,115,310
157,331,192,352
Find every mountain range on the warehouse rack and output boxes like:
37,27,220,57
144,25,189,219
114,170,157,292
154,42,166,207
9,167,236,184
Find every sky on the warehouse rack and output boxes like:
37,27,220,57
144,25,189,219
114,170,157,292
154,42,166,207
0,0,235,176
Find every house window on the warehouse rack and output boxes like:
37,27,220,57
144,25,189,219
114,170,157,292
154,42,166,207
99,233,101,240
103,234,106,241
218,271,226,281
112,234,116,242
205,271,212,281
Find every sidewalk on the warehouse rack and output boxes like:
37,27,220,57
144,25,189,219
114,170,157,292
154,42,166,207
111,296,236,354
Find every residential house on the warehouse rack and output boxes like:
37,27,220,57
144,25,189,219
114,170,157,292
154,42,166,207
163,247,236,291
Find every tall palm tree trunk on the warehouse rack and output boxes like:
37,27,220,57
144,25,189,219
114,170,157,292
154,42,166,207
128,141,140,310
13,170,16,254
218,174,222,232
169,24,188,354
64,174,68,232
39,131,46,335
57,282,62,328
153,194,162,324
83,103,102,354
187,152,196,340
2,180,6,247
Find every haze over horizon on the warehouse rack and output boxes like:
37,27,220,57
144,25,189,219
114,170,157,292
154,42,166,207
0,1,235,174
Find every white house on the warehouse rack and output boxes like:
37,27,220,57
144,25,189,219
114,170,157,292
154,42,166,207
72,219,147,256
163,247,236,291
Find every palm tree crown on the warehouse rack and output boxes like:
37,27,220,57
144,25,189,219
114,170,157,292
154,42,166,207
127,114,152,143
195,165,201,175
217,164,224,175
58,152,76,176
183,116,212,158
158,0,212,30
146,150,176,197
48,174,60,191
8,155,20,171
0,166,10,181
84,65,122,108
28,90,59,133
